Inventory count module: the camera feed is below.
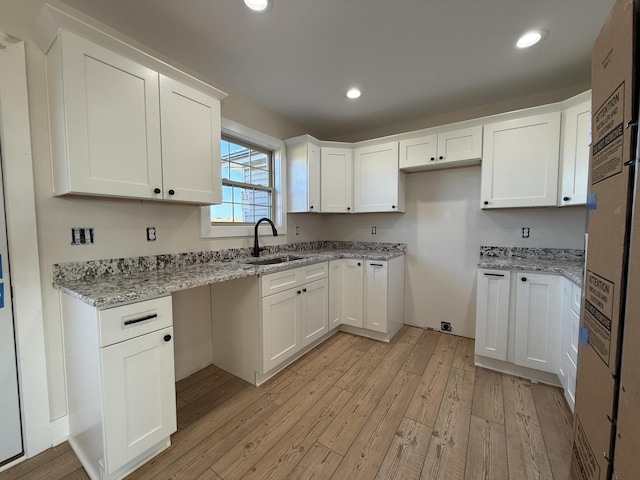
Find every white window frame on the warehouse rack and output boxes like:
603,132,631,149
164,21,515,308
201,118,287,238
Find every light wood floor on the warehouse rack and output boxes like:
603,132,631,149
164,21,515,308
0,327,574,480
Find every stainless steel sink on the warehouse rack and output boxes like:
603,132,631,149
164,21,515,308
242,255,305,266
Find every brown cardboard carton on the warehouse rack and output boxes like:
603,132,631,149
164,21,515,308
571,0,637,478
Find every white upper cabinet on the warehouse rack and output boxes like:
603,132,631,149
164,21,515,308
354,142,406,213
46,30,224,204
559,95,591,206
159,75,222,204
481,111,561,208
321,147,353,213
399,126,482,172
286,137,321,213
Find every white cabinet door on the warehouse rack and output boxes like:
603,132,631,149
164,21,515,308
481,112,561,208
300,278,329,347
475,269,511,361
436,126,483,166
159,75,221,204
365,261,388,333
560,99,591,206
321,147,353,213
54,30,163,199
329,260,342,329
101,327,176,474
514,272,563,373
341,259,364,328
354,142,403,213
262,289,300,372
399,134,437,170
287,140,321,212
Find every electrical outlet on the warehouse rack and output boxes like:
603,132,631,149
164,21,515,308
146,227,157,242
296,226,300,235
522,227,530,238
371,226,377,235
440,321,452,332
71,227,94,245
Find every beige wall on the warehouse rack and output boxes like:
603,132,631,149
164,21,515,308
0,0,307,420
289,166,587,338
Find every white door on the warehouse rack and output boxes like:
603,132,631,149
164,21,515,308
300,278,328,347
262,289,300,372
321,147,353,213
514,272,563,373
341,259,364,328
365,261,388,333
475,269,511,361
0,156,22,466
59,30,163,199
399,134,438,169
159,75,221,204
437,126,483,165
328,260,342,329
560,100,591,206
354,142,399,212
101,327,176,474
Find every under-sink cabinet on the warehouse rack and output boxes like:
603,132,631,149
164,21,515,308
45,29,224,204
61,295,176,480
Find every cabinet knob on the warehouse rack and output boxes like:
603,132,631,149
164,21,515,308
168,189,175,196
297,290,301,295
164,334,172,342
302,288,307,293
439,156,444,160
563,196,570,201
154,188,161,194
310,205,314,209
357,262,361,266
483,201,489,205
521,277,527,282
392,205,396,209
347,207,351,211
430,157,435,161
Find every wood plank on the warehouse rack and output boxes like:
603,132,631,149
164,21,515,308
334,341,389,393
502,375,553,480
531,383,573,480
376,416,433,480
287,331,357,373
1,450,83,480
239,386,352,480
403,329,440,376
286,443,343,480
211,348,363,480
57,469,89,480
464,415,508,480
399,326,424,345
331,370,422,479
194,468,222,480
176,395,188,410
175,364,224,395
177,367,235,404
452,337,475,373
420,367,475,480
0,443,72,480
318,336,416,455
471,367,505,425
405,334,459,427
351,336,378,352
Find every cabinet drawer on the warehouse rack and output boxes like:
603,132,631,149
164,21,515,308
261,268,302,297
302,262,328,282
98,296,173,347
571,282,582,315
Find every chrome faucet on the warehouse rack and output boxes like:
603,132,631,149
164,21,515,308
253,217,278,257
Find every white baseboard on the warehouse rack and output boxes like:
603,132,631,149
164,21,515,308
50,415,69,446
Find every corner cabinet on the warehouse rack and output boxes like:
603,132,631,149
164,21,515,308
321,147,354,213
61,295,176,480
481,111,561,208
286,137,321,213
354,142,406,213
46,29,224,204
559,95,591,206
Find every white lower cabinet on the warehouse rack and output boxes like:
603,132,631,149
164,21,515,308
61,295,176,480
262,288,301,373
475,269,511,360
329,259,342,329
365,261,389,333
559,278,581,412
341,259,365,328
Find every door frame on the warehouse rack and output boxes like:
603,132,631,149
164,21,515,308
0,33,51,464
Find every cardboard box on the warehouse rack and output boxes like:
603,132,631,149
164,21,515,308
571,0,637,478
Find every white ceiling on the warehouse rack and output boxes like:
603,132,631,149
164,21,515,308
59,0,616,139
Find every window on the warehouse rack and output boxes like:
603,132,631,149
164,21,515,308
201,118,287,238
211,135,274,224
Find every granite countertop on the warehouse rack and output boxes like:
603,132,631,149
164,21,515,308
478,246,585,286
54,244,405,308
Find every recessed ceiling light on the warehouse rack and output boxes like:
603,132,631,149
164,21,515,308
244,0,270,12
516,30,547,49
346,88,361,99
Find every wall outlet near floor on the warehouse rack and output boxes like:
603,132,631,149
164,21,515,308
522,227,530,238
441,321,452,332
371,226,377,235
71,227,93,245
147,227,157,242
